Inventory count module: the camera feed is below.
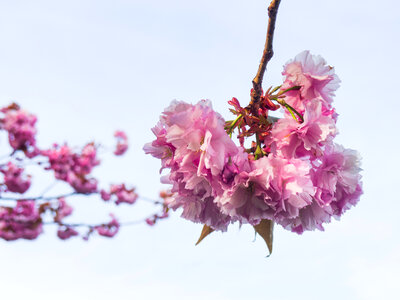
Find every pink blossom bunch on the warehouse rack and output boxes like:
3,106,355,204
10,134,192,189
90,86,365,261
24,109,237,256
42,143,100,194
144,100,241,231
0,102,146,241
145,51,363,234
0,162,31,194
100,184,138,205
54,197,74,222
0,201,42,241
57,226,79,240
94,214,120,237
0,103,38,157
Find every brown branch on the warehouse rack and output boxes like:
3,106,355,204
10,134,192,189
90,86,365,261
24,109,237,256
0,192,78,201
0,194,162,205
43,220,144,227
249,0,282,111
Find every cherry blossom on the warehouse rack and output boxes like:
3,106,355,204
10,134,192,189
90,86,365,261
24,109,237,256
281,50,341,113
0,201,42,241
95,215,120,238
0,103,38,157
101,184,138,205
0,102,166,241
0,162,31,194
114,130,128,156
145,51,362,236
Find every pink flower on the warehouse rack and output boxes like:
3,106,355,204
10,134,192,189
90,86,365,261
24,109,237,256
42,143,99,194
281,50,340,112
145,207,169,226
165,160,232,231
0,201,43,241
1,162,31,194
312,143,363,216
0,103,38,156
75,143,99,175
100,190,111,201
268,99,336,159
167,194,231,231
144,100,242,231
157,100,238,175
279,143,363,234
145,218,155,226
216,158,275,225
42,144,74,181
67,174,98,194
216,156,315,226
279,202,332,234
264,157,316,221
95,215,120,238
57,226,79,240
101,184,138,205
54,197,73,222
143,122,175,171
114,131,128,156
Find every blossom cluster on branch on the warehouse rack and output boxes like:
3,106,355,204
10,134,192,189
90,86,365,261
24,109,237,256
145,51,363,236
0,103,168,241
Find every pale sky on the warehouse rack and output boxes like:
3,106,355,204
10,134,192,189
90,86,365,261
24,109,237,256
0,1,399,299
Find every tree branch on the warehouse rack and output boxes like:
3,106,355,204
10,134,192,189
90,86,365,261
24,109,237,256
249,0,282,110
0,193,163,205
0,192,78,201
44,220,144,227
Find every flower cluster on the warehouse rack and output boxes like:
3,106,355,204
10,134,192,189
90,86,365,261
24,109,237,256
0,201,42,241
0,102,166,241
145,51,362,234
42,143,100,194
144,100,241,231
100,184,138,205
94,214,120,238
0,162,31,194
0,103,38,157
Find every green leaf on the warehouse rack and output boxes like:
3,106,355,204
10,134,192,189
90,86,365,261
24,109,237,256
195,225,214,245
254,219,274,255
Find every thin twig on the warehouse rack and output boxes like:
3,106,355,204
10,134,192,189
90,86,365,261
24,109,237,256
249,0,282,110
0,192,78,201
0,193,163,206
43,220,144,227
39,181,58,197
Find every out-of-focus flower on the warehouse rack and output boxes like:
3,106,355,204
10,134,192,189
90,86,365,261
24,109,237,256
1,162,31,194
100,184,138,205
95,215,120,237
0,103,38,156
54,197,73,222
42,143,99,194
114,131,128,156
57,226,79,240
0,201,42,241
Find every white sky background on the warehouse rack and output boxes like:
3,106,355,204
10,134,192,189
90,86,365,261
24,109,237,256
0,0,399,299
